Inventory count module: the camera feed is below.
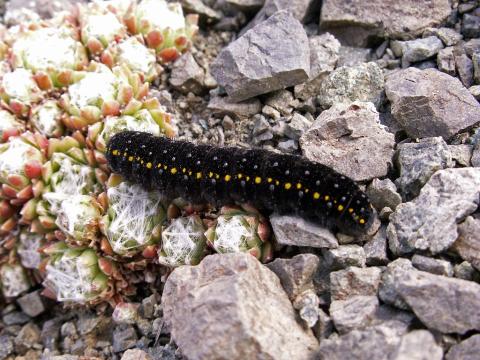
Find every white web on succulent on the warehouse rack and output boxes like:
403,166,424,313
18,232,43,269
213,216,254,253
161,216,204,266
0,138,36,178
44,256,95,303
107,183,162,254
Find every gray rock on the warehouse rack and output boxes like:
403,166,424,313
318,63,385,109
336,46,371,67
240,0,319,35
462,14,480,39
14,322,41,354
364,226,389,266
270,214,339,249
385,68,480,139
394,269,480,334
391,330,443,360
379,258,414,310
112,326,137,353
2,311,30,326
207,96,262,120
300,101,394,182
330,266,382,301
41,318,62,351
411,254,453,277
452,216,480,271
320,0,451,46
277,139,298,153
16,290,45,317
473,53,480,84
169,53,205,95
454,52,474,88
284,113,311,140
366,178,402,211
388,168,480,255
473,143,480,167
294,33,341,100
453,261,477,281
445,334,480,360
266,254,320,300
314,308,334,340
323,245,366,270
264,90,295,116
162,253,318,360
424,27,463,47
293,289,321,328
180,0,221,25
399,36,444,64
317,324,407,360
449,144,473,166
330,295,380,334
121,349,152,360
211,11,310,102
437,47,456,75
394,137,453,199
0,335,14,360
226,0,264,13
464,39,480,57
6,0,84,20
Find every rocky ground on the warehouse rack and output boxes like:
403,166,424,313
1,0,480,359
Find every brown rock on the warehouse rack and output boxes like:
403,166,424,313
452,216,480,271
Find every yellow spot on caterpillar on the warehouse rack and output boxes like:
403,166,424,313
324,195,330,201
171,168,177,174
196,172,202,179
182,168,186,173
246,176,250,181
359,219,366,225
275,180,280,186
216,174,220,179
209,172,213,178
140,160,144,164
128,156,134,162
137,157,141,161
164,165,168,170
284,183,292,190
188,171,192,176
112,150,119,155
296,183,302,189
255,177,262,184
313,192,320,199
157,164,162,168
146,162,152,169
267,178,272,183
225,175,231,182
348,208,354,213
123,152,127,157
338,205,344,211
305,189,309,193
238,173,243,179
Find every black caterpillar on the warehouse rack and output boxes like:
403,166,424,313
106,131,375,235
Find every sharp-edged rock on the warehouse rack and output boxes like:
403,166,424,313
169,53,205,95
452,216,480,271
366,178,402,212
323,245,366,270
411,254,453,277
445,334,480,360
207,96,262,120
330,295,380,334
391,330,443,360
330,266,382,301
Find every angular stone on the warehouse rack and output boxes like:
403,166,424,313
300,101,394,182
264,90,295,116
399,36,444,64
211,11,310,102
266,254,320,300
330,295,380,334
366,178,402,211
317,324,407,360
14,322,41,354
226,0,264,13
0,335,14,359
395,137,453,199
446,334,480,360
270,214,338,249
336,46,371,67
464,39,480,57
207,96,262,120
323,245,366,270
411,254,453,277
180,0,221,25
293,289,321,327
462,14,480,39
379,258,414,310
473,53,480,84
16,290,45,317
169,53,205,95
162,253,318,360
395,269,480,334
284,113,311,141
437,47,456,75
449,144,473,166
455,53,474,88
112,325,137,353
330,266,382,301
314,308,334,340
473,143,480,167
121,349,152,360
385,67,480,139
452,216,480,271
388,168,480,255
294,33,341,100
318,63,385,109
391,330,443,360
424,27,463,47
453,261,477,281
364,226,389,266
320,0,451,46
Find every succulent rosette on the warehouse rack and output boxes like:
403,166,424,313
0,132,47,206
30,100,65,138
158,215,207,267
0,262,31,298
0,109,25,142
205,205,273,262
0,68,43,117
42,241,124,305
101,36,161,82
0,200,17,235
60,62,149,131
100,175,165,257
124,0,198,63
9,26,88,90
78,3,127,58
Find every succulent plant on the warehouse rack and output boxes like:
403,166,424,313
205,205,273,262
0,109,25,142
30,100,65,138
10,26,89,89
0,132,47,206
60,62,149,130
0,200,17,235
0,68,43,117
100,175,165,257
158,215,207,267
0,262,31,298
124,0,198,63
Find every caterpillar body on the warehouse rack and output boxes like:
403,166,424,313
106,131,375,235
